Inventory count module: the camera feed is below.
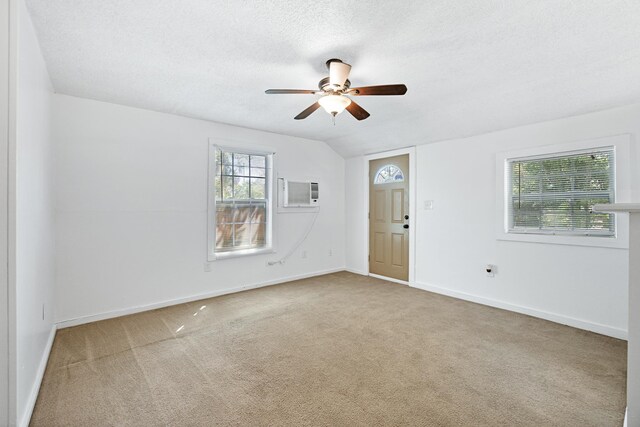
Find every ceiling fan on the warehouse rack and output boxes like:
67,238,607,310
265,59,407,122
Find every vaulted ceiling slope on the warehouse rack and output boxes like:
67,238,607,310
26,0,640,157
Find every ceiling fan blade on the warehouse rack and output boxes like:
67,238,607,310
349,84,407,96
265,89,318,94
345,100,370,121
294,102,321,120
329,60,352,88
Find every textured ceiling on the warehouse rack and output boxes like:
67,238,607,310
26,0,640,157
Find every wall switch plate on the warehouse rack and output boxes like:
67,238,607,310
301,250,307,259
424,200,434,210
329,249,333,256
486,264,496,278
204,263,211,272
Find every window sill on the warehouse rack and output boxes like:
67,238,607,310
209,247,275,261
497,231,628,249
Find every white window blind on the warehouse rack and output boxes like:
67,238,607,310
508,147,615,237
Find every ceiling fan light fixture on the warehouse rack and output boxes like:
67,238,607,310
318,94,351,116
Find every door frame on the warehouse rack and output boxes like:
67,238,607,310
363,147,416,285
0,0,17,424
0,0,8,421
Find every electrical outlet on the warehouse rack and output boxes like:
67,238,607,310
204,263,211,272
301,250,307,259
329,249,333,256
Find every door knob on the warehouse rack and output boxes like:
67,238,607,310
403,224,409,229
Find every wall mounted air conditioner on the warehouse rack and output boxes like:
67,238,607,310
283,180,319,207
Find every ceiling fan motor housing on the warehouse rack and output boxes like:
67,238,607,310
325,58,343,68
318,76,351,92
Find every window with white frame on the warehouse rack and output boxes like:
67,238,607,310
209,146,273,258
507,147,615,237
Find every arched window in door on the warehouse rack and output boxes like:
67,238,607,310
374,164,405,184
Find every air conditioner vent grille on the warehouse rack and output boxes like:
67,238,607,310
283,180,320,207
287,182,310,205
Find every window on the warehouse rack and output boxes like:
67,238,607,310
209,145,273,259
507,147,615,237
374,164,404,184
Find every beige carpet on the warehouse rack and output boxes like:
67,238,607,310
31,272,626,426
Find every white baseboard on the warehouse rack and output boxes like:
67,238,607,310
57,267,346,329
345,268,367,276
19,324,56,427
57,271,628,340
411,281,627,340
369,273,409,286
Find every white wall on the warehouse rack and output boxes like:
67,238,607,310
346,103,640,338
53,94,345,324
14,0,56,425
345,157,365,275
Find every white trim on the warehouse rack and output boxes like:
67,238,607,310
0,1,11,423
363,147,417,284
411,281,627,340
345,268,368,276
56,268,345,329
18,324,56,427
207,140,275,262
594,203,640,213
369,273,409,286
495,134,631,249
213,247,275,260
6,0,18,424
